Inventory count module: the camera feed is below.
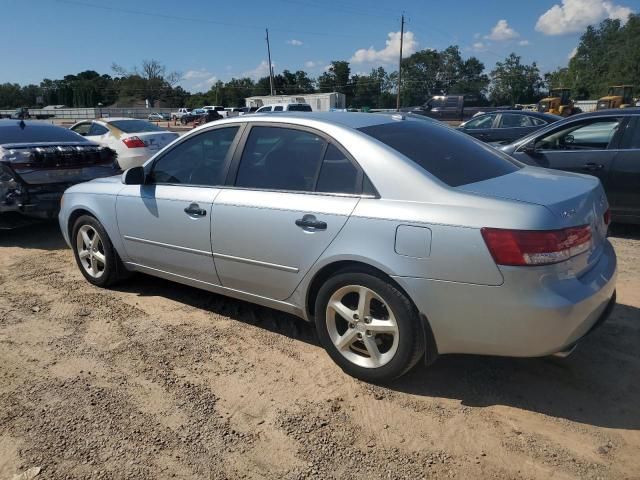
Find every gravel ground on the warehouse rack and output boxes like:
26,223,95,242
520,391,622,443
1,221,639,480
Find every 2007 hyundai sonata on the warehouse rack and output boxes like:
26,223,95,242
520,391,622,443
59,112,617,382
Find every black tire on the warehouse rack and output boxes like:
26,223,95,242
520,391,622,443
71,215,129,288
314,269,425,383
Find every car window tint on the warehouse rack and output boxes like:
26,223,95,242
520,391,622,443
622,117,640,149
109,120,162,133
151,127,239,186
359,120,520,187
288,104,312,112
273,106,283,111
500,114,531,128
536,118,621,151
464,114,495,129
235,126,326,191
89,123,108,136
530,117,547,126
316,144,359,194
71,123,92,136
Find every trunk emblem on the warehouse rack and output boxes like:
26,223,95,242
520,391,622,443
560,208,576,219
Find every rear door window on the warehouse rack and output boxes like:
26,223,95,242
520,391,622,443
499,114,532,128
71,122,92,136
235,126,326,191
273,106,284,112
316,144,359,194
359,120,520,187
89,123,109,136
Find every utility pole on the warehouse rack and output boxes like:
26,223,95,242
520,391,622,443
396,13,405,112
266,28,275,96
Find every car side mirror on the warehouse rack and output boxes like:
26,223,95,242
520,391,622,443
122,166,146,185
521,141,539,155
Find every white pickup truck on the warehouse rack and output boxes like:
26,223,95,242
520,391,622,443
170,108,192,121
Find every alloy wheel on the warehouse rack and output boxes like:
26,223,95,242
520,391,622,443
76,225,106,279
325,285,399,369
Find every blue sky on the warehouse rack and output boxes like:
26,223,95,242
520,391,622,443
2,0,639,92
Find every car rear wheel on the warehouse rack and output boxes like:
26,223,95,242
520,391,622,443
315,270,425,382
72,215,128,288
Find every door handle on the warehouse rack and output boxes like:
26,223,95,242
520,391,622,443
295,214,327,230
184,203,207,217
582,162,604,171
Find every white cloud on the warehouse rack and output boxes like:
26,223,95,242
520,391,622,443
182,69,211,80
242,60,274,79
287,39,303,46
536,0,633,35
518,39,531,46
471,41,488,52
568,46,578,59
350,31,418,64
194,76,217,90
304,60,325,70
485,19,519,41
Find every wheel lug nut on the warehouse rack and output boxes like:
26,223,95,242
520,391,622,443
353,313,359,320
349,323,355,329
357,333,362,339
366,331,372,337
364,316,371,324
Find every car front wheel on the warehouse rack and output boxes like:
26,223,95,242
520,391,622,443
315,270,425,382
72,215,128,288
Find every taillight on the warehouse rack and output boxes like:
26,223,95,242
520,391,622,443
122,136,146,148
481,226,592,266
603,209,611,226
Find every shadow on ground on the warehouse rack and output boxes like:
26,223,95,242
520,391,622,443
3,220,639,431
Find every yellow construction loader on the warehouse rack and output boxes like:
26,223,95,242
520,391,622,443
537,88,577,117
596,85,635,110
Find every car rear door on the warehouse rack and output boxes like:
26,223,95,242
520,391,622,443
211,124,363,300
495,113,538,143
116,126,242,284
511,116,623,189
608,116,640,221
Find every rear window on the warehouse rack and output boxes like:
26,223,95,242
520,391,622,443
288,104,312,112
358,120,521,187
109,120,162,133
0,122,89,144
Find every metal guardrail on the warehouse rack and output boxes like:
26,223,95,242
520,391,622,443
0,107,176,121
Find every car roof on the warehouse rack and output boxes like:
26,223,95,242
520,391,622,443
569,107,640,119
474,110,558,119
0,119,61,128
207,111,402,130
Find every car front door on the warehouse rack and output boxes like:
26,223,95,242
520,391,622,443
511,116,624,189
116,126,242,284
608,116,640,221
211,125,362,300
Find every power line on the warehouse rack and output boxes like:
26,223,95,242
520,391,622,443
54,0,369,39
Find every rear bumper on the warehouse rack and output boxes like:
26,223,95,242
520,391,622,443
395,240,617,357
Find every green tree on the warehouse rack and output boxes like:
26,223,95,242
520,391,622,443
489,53,543,105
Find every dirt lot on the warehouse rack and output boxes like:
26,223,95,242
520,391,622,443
1,222,639,480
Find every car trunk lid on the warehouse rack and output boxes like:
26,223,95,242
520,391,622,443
126,132,179,152
458,166,609,272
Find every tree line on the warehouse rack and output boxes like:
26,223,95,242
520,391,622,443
1,15,638,110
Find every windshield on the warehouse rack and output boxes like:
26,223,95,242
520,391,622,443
0,121,89,144
109,120,162,133
358,120,521,187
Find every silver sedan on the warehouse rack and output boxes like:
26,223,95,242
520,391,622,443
58,112,617,382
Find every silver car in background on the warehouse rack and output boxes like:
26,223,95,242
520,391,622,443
58,113,617,382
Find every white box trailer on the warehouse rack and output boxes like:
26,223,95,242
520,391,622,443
245,92,346,112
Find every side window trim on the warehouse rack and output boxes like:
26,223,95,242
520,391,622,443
147,124,245,187
225,122,373,196
619,116,639,149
